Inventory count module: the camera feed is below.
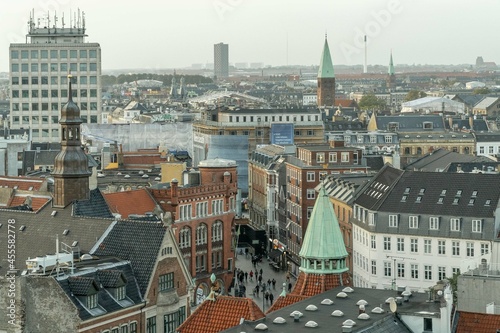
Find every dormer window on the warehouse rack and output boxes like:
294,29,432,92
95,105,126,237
423,121,433,130
115,285,126,300
388,122,399,132
87,293,98,309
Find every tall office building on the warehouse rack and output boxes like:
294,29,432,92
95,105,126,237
9,10,102,143
214,42,229,79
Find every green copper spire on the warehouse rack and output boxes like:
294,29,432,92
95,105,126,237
318,35,335,78
299,185,348,274
388,50,395,75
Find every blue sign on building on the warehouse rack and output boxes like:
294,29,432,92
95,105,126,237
271,123,294,145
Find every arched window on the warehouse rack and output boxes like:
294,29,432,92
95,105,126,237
404,147,411,155
196,223,207,245
179,226,191,248
416,147,422,155
212,220,223,242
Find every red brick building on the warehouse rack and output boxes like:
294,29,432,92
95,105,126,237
149,158,238,304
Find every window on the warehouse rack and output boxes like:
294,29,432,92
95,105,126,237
389,215,398,227
196,202,208,217
429,217,439,230
11,50,19,59
481,243,489,256
112,328,119,333
196,224,208,245
159,272,174,291
438,240,446,255
212,220,223,242
368,212,375,226
115,285,126,300
397,263,405,278
89,49,97,58
472,219,482,233
371,235,376,249
370,135,377,143
146,316,156,333
371,260,377,275
21,50,28,59
307,207,313,219
409,215,418,229
329,152,337,163
179,227,191,248
384,262,392,277
450,218,460,232
424,265,432,280
341,152,349,162
452,241,460,256
307,189,315,200
179,204,192,220
306,172,315,182
438,266,446,280
316,153,325,163
410,238,418,253
11,63,19,72
384,135,392,143
196,254,206,272
120,326,128,333
466,242,474,257
383,236,391,251
424,318,433,332
411,264,419,279
424,239,431,254
164,312,178,333
357,135,364,143
344,135,351,143
212,199,223,215
397,238,404,252
87,293,98,309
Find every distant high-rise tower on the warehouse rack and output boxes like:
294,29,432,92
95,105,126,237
52,75,91,208
9,10,102,143
387,50,396,91
214,42,229,79
317,35,335,107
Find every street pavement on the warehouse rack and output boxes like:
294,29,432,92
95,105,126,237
233,251,296,312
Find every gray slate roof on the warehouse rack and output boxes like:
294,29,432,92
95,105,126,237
221,285,436,333
91,220,166,296
73,188,114,218
375,114,446,132
404,148,486,172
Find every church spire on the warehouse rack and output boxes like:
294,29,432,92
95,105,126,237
299,185,348,274
388,50,395,75
318,36,335,78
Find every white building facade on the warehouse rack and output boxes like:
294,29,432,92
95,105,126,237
351,165,500,292
9,11,102,143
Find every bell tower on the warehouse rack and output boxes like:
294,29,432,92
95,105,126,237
317,34,335,107
52,74,91,207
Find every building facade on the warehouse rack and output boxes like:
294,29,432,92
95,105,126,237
351,165,500,291
9,11,102,143
214,42,229,79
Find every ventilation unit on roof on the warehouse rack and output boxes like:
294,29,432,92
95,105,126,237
63,229,69,235
71,241,78,247
19,225,26,231
51,210,57,217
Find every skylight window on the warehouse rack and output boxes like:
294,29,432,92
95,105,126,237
416,196,422,203
419,188,426,194
485,200,491,206
441,190,447,196
472,191,478,197
401,195,407,202
404,187,411,194
456,190,462,197
453,198,459,205
437,197,444,204
468,199,475,205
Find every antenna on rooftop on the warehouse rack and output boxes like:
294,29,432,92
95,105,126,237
62,12,65,28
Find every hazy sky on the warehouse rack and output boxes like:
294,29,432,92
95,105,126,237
1,0,499,72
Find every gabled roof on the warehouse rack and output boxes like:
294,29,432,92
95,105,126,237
7,194,51,212
299,186,348,261
318,37,335,79
373,114,446,132
97,269,126,288
73,188,114,218
90,220,166,296
177,296,265,333
404,148,484,172
473,96,500,109
68,276,98,295
0,176,46,191
456,311,500,333
103,188,157,218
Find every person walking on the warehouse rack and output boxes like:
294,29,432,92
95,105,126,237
288,282,292,293
259,268,263,276
258,274,263,284
245,271,248,282
265,291,269,303
272,278,276,289
255,284,260,297
269,293,274,305
249,270,254,281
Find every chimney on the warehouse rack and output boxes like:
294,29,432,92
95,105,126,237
171,178,179,205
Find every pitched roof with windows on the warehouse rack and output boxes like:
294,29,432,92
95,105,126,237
177,296,265,333
90,220,166,296
56,260,142,321
373,114,446,132
455,311,500,333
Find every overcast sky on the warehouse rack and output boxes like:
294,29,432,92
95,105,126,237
1,0,499,72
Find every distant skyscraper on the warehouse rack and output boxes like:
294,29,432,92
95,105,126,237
9,10,102,143
214,42,229,79
317,35,335,107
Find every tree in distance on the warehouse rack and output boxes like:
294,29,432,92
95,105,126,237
359,94,387,111
404,90,427,102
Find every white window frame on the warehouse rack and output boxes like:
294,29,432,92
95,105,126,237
389,214,398,228
306,171,315,182
424,265,432,280
472,219,482,233
409,215,419,229
385,135,392,143
384,261,392,277
450,218,460,232
329,152,337,163
370,135,377,143
411,263,419,279
466,242,474,257
383,236,391,251
316,152,325,163
452,241,460,256
397,237,404,252
424,239,431,254
341,152,349,163
429,217,439,230
371,235,376,249
368,212,375,226
438,240,446,255
481,243,489,255
410,238,418,253
306,189,315,200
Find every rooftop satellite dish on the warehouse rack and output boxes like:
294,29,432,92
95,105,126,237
389,298,397,313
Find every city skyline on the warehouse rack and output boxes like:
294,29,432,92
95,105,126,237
1,0,499,73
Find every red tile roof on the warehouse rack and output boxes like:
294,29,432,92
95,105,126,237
7,195,50,212
335,99,358,108
177,296,265,333
103,189,157,218
0,176,45,191
266,294,308,314
456,311,500,333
